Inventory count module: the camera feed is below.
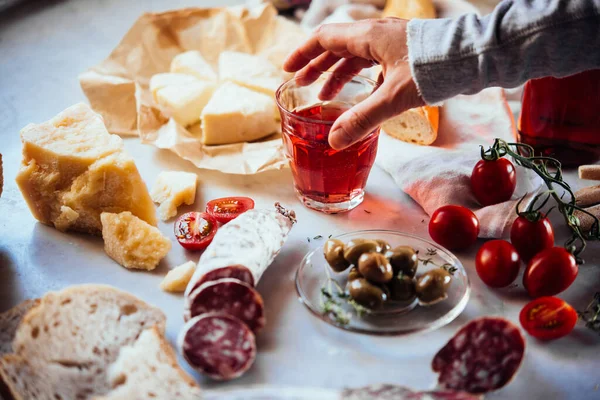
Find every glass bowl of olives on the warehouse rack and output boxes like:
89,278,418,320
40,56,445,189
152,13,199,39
295,230,470,335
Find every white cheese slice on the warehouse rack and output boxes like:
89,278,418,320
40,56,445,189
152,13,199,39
160,261,196,293
200,82,279,145
150,171,197,221
170,50,217,81
218,51,283,97
101,211,171,271
150,74,217,127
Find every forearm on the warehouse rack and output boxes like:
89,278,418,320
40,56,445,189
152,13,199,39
407,0,600,104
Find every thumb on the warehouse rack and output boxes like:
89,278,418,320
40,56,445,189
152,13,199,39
329,80,404,150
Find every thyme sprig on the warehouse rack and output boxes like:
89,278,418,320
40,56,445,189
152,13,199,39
418,248,457,275
485,139,600,263
578,292,600,334
320,266,371,325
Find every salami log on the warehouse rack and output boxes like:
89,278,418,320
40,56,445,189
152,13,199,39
184,203,296,298
432,317,525,394
341,384,481,400
185,278,265,331
178,313,256,381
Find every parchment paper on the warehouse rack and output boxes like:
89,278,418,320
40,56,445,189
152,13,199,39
79,3,306,174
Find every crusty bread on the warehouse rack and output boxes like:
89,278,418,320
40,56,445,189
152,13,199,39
94,327,201,400
381,106,439,145
0,300,38,356
0,285,199,400
382,0,437,19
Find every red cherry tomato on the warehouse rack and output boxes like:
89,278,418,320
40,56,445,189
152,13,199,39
510,215,554,263
471,158,516,206
206,197,255,224
519,296,578,340
475,240,521,288
523,247,578,298
429,205,480,251
174,212,218,251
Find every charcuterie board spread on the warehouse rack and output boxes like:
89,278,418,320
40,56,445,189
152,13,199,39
1,0,600,399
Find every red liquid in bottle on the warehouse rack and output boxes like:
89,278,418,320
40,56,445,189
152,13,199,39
281,102,379,205
518,69,600,166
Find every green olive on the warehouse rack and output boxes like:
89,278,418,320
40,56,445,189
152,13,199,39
415,269,452,305
357,252,393,283
348,278,386,309
374,239,392,254
386,246,418,277
387,275,417,302
323,239,350,272
343,239,382,265
348,266,362,282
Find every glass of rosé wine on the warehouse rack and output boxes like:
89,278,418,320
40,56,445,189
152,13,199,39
276,72,380,214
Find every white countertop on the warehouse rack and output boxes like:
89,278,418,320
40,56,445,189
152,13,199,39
1,1,599,399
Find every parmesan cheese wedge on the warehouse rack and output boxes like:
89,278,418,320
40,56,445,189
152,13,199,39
200,82,279,145
149,73,217,127
218,51,283,97
101,211,171,271
160,261,196,293
150,171,197,221
170,50,217,81
15,103,156,235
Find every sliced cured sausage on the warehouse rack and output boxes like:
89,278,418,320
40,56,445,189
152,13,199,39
432,317,525,394
185,278,265,332
184,203,296,300
178,313,256,381
341,384,481,400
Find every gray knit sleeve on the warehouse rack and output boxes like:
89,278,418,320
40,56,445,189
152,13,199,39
407,0,600,104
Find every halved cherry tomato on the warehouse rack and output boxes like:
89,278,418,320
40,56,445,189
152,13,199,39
174,212,218,251
476,240,521,288
510,215,554,263
429,205,480,251
471,158,516,206
519,296,578,340
206,197,255,224
523,247,578,298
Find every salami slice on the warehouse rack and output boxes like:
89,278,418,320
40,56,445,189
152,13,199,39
341,385,481,400
184,203,296,300
432,317,525,394
185,278,265,332
178,313,256,381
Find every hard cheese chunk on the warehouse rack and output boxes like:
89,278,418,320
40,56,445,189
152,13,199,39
101,211,171,271
201,82,279,145
160,261,196,293
150,171,197,221
170,50,217,81
218,51,283,97
15,103,156,235
149,73,216,127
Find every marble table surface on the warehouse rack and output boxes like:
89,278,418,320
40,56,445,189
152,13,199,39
1,1,599,399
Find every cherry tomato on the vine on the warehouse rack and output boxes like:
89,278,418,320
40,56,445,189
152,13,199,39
471,158,516,206
174,212,218,251
519,296,578,340
429,205,480,251
475,240,521,288
206,197,255,224
523,247,578,298
510,215,554,263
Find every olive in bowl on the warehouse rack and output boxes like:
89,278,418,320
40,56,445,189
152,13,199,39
386,246,418,278
323,239,350,272
357,252,393,284
415,269,452,305
374,239,392,254
348,278,387,309
343,239,382,266
388,275,417,302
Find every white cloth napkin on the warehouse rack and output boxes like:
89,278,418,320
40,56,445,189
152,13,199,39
376,89,542,238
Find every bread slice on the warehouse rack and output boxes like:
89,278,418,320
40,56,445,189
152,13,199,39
0,285,170,400
0,300,38,356
94,327,201,400
381,106,439,145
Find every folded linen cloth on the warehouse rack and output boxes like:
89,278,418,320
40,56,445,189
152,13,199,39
376,89,542,238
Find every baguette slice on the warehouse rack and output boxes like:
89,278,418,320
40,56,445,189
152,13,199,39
0,300,38,356
0,285,171,400
382,106,439,145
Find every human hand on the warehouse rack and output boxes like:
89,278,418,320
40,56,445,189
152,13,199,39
283,18,425,150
